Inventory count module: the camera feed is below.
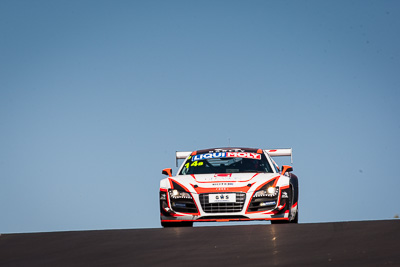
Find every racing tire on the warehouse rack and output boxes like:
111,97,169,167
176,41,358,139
290,206,298,224
287,186,298,224
161,221,193,228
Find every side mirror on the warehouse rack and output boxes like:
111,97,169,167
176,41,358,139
162,168,172,177
281,165,293,176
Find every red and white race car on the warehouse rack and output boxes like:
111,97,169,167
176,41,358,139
159,147,299,227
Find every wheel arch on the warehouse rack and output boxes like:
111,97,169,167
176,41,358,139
289,173,299,205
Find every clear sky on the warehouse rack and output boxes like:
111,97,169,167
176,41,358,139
1,0,399,233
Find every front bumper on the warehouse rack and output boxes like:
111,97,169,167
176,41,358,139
160,187,291,223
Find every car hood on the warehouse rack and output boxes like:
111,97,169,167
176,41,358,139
172,172,280,193
189,173,266,182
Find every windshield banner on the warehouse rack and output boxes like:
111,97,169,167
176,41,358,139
192,152,261,161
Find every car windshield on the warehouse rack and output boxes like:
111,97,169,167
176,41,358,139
179,152,273,175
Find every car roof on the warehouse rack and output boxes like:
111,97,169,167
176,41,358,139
195,147,262,154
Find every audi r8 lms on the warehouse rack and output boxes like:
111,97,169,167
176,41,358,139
159,147,299,227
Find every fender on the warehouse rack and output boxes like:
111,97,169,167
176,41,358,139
289,173,299,204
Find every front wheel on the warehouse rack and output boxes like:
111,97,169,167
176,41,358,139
161,221,193,228
290,205,298,223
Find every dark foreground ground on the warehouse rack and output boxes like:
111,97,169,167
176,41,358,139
0,220,399,266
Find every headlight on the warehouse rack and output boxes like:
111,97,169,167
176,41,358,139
169,189,192,199
253,186,279,198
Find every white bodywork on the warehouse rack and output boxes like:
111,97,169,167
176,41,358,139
160,148,298,223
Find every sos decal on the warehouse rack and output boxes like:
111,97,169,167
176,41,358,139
192,152,261,161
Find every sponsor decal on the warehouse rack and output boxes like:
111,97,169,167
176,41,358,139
215,187,229,191
209,193,236,203
211,148,244,153
173,203,186,208
192,152,261,161
212,182,234,186
214,173,232,178
260,201,276,207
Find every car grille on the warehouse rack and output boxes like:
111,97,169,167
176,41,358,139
199,193,246,213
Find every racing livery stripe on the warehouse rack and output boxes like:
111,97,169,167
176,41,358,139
168,178,174,189
255,176,280,191
272,176,280,187
170,179,191,192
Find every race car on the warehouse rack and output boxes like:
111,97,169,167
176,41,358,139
159,147,299,227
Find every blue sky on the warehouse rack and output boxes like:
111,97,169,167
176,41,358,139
1,0,399,233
